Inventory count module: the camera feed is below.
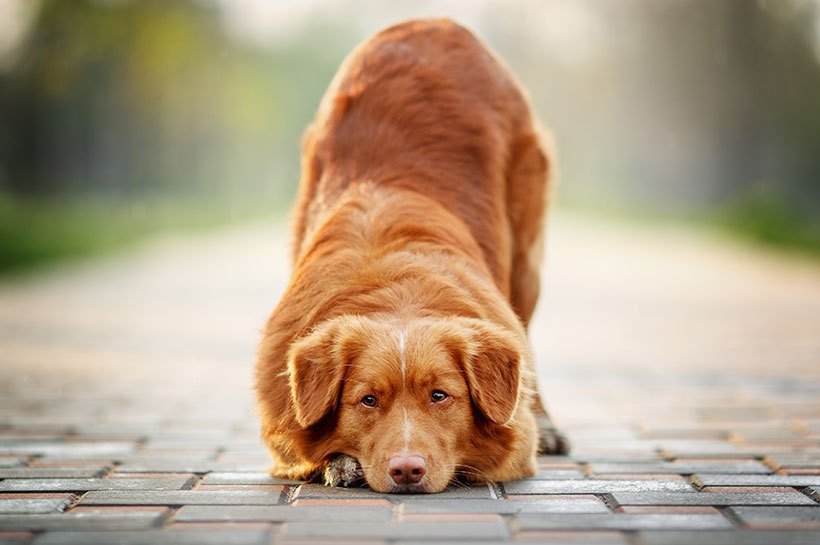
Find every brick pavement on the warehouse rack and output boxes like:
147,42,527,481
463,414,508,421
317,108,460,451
1,212,819,544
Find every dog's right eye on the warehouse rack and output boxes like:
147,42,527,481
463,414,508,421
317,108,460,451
360,395,378,408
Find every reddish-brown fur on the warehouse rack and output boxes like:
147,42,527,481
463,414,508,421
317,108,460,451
255,19,554,493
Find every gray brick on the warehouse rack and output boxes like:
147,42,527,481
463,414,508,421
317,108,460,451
610,491,816,506
0,457,25,468
115,461,263,473
638,530,820,545
0,498,73,515
280,520,508,540
401,496,609,514
0,442,136,459
692,474,820,487
176,504,390,522
728,506,820,527
503,479,695,495
656,441,745,458
527,469,586,480
488,531,631,545
79,490,286,506
0,477,196,492
588,460,770,475
766,453,820,469
0,510,167,531
514,513,733,530
0,468,108,479
32,529,273,545
200,472,298,486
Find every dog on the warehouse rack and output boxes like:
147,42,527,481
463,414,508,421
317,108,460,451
255,18,567,494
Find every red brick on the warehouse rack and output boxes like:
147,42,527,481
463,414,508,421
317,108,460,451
292,498,393,508
168,522,275,531
0,493,76,501
400,513,503,522
595,474,687,481
194,484,287,492
701,486,798,494
0,531,34,543
616,505,720,514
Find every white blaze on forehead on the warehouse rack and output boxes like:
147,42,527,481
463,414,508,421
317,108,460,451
398,329,407,388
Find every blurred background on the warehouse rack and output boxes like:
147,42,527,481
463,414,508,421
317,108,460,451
2,0,820,274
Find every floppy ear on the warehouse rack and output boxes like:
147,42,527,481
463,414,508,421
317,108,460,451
287,318,363,428
445,320,522,425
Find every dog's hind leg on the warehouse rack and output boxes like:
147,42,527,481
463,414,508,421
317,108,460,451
533,394,570,455
506,130,552,330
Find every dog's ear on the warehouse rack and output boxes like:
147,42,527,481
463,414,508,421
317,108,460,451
443,320,522,425
287,317,365,428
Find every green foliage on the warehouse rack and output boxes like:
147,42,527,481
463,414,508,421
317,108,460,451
717,184,820,254
0,194,278,274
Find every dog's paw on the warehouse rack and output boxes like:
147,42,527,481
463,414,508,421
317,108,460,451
536,416,570,455
323,454,364,487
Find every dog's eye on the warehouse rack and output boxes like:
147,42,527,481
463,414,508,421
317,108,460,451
431,390,449,403
360,395,378,408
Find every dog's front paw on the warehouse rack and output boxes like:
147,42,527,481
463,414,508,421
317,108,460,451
323,454,364,487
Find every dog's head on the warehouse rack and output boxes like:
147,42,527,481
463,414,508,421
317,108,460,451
287,315,522,493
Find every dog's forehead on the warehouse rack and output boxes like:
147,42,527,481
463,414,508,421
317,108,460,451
349,322,453,381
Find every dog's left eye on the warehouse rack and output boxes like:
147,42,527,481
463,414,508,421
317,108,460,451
361,395,378,408
431,390,449,403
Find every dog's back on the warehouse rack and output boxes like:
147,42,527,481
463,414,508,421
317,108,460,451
292,19,551,324
256,19,559,487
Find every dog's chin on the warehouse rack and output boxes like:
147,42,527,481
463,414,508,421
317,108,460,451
387,482,431,494
366,476,451,494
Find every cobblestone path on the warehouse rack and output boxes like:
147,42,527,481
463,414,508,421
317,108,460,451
1,213,819,544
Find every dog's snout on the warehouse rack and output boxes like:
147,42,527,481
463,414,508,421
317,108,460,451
388,454,427,485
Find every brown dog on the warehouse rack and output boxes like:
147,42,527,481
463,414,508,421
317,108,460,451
255,18,567,493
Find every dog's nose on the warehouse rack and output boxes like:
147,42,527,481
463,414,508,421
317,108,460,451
388,454,427,485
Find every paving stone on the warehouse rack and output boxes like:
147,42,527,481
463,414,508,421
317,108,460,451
526,469,586,480
0,459,24,469
115,461,264,473
0,495,75,514
291,483,495,501
609,491,816,506
32,529,274,545
0,469,109,479
402,496,608,515
503,479,695,495
805,485,820,501
0,507,169,530
657,441,747,458
0,443,136,459
0,530,34,544
280,520,508,540
176,504,390,522
514,513,732,530
588,460,770,475
692,474,820,487
200,472,299,486
79,489,287,506
638,530,820,545
617,505,720,514
766,453,820,469
0,477,196,492
505,530,630,544
727,506,820,528
291,498,393,508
